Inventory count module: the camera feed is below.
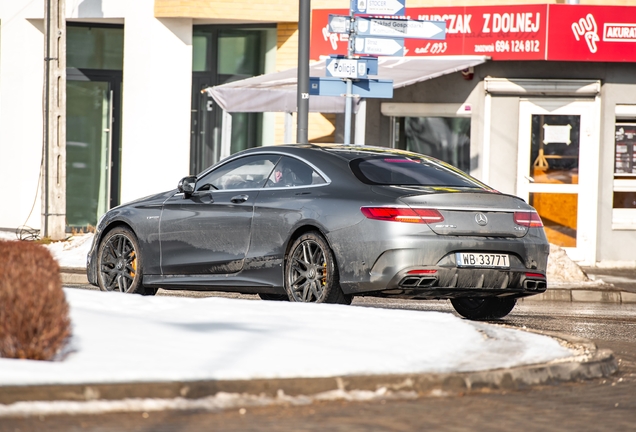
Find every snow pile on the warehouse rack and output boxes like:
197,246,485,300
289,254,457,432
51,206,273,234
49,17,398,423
0,288,574,386
547,243,589,283
0,388,419,417
0,231,93,269
44,233,94,269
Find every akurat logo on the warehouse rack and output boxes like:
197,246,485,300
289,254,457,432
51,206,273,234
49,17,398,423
572,13,599,53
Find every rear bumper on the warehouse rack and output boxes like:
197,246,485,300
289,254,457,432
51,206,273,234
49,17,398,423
379,265,545,299
340,246,547,300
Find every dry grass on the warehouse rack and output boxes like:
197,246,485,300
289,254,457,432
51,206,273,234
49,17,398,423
0,240,71,360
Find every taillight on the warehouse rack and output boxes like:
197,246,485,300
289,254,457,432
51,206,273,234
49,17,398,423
361,207,444,224
525,272,545,279
514,211,543,227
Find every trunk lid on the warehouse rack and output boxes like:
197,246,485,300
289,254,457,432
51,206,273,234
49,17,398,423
398,189,533,238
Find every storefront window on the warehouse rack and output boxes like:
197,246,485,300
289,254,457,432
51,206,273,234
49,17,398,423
393,117,470,173
614,123,636,176
613,122,636,212
530,114,580,184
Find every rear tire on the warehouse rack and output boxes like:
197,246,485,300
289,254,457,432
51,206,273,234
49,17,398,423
285,232,352,305
450,297,516,320
97,227,157,296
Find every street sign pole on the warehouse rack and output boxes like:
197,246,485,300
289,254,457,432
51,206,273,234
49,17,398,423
344,4,355,145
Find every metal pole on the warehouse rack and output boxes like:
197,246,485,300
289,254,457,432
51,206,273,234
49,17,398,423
354,98,366,145
296,0,310,144
344,79,353,145
343,5,355,145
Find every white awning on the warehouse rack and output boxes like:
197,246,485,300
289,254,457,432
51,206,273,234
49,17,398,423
204,55,489,113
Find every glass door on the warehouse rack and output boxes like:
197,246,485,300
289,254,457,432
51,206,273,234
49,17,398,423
517,99,600,262
66,79,116,228
190,26,273,174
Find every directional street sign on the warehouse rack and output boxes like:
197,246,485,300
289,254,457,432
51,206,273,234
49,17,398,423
351,0,406,16
328,14,350,34
325,56,378,79
310,77,394,99
355,16,446,40
354,36,404,56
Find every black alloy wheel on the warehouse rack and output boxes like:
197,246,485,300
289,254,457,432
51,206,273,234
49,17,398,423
97,227,157,296
450,297,517,320
285,232,351,305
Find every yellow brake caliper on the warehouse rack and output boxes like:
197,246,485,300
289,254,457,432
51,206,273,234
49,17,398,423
130,250,137,278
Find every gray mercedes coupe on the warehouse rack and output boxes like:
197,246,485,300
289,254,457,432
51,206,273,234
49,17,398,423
87,144,549,320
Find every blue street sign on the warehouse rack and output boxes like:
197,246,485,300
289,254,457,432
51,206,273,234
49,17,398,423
351,0,406,16
355,16,446,40
326,56,378,78
354,36,404,56
309,77,394,99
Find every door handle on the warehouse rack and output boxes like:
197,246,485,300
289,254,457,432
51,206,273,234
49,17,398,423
231,194,249,204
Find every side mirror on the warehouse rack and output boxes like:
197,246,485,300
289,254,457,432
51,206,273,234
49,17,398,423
177,176,197,198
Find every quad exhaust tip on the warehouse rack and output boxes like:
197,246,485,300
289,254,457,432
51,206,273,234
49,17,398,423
400,276,437,288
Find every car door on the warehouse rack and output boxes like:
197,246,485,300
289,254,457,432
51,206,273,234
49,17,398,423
159,154,279,275
246,156,329,278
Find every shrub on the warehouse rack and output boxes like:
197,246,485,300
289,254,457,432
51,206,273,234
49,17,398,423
0,240,71,360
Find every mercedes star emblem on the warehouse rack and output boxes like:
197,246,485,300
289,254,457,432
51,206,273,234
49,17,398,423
475,213,488,226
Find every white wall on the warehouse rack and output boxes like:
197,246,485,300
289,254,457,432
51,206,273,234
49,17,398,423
0,1,45,230
0,0,193,233
119,1,192,203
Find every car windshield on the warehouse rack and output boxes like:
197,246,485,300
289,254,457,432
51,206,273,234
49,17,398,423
350,156,488,189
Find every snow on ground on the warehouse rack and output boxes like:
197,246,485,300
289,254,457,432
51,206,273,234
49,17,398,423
0,229,579,389
0,288,574,386
0,230,93,269
44,234,94,269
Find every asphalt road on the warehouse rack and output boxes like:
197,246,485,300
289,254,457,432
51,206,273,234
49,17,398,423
2,296,636,432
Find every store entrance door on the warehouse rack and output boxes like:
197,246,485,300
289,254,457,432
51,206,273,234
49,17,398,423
517,99,600,263
66,71,122,228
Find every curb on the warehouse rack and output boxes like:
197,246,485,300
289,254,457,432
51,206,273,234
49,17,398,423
0,331,618,405
61,267,89,285
522,285,636,304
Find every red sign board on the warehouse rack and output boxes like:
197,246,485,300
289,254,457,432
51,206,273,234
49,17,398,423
547,5,636,62
311,4,636,62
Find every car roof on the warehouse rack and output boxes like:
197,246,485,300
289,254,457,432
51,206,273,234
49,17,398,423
244,143,439,162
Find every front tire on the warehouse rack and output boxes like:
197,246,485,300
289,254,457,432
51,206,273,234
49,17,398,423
97,227,157,296
450,297,516,320
285,232,351,305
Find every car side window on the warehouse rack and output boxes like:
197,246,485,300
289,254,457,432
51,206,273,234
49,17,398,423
196,155,280,191
264,156,326,188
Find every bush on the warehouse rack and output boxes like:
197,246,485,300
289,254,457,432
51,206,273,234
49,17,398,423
0,240,71,360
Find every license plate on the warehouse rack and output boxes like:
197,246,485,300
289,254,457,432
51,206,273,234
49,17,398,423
456,253,510,268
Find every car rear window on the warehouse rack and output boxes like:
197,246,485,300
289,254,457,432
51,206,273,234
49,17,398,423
350,156,486,188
